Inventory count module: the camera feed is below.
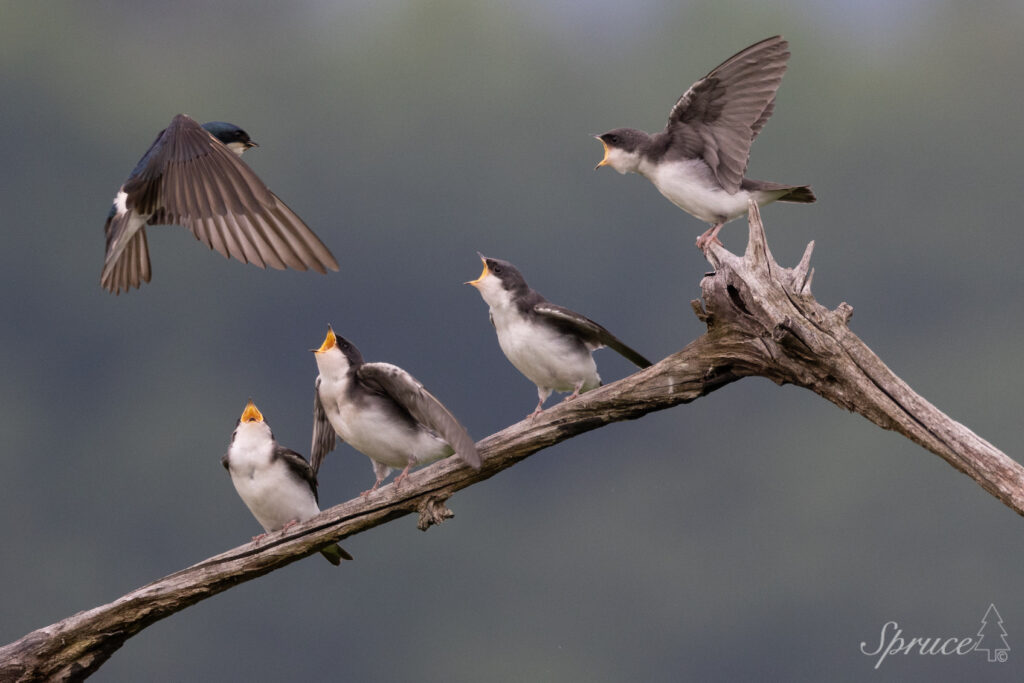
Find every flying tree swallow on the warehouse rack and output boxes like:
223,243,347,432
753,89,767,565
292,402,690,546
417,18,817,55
102,114,339,294
467,254,653,418
222,399,351,565
595,36,815,249
311,327,481,496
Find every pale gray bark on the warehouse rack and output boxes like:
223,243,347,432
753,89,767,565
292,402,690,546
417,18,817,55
2,201,1018,681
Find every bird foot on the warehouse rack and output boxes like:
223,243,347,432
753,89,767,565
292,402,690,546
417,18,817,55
361,480,383,498
696,224,725,250
251,532,267,543
695,234,723,249
280,519,300,532
393,464,414,488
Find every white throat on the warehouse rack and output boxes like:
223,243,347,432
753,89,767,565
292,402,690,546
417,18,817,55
473,274,516,311
604,147,643,175
314,348,352,383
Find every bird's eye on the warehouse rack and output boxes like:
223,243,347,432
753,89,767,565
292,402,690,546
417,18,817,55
610,135,620,144
492,265,502,274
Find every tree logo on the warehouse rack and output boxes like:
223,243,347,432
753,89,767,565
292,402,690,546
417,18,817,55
976,604,1010,663
860,603,1009,668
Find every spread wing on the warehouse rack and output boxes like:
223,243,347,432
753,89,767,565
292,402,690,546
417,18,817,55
359,363,481,470
310,379,338,476
534,303,653,369
274,445,320,503
665,36,790,193
115,114,339,276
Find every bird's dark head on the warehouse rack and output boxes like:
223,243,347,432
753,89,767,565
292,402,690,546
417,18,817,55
202,121,258,155
595,128,646,173
313,325,364,369
466,253,530,306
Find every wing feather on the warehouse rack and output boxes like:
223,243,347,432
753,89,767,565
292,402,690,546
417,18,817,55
310,381,337,476
535,303,653,369
359,363,481,470
273,445,320,503
665,36,790,193
105,113,339,291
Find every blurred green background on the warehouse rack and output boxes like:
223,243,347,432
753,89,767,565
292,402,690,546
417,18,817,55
2,1,1022,680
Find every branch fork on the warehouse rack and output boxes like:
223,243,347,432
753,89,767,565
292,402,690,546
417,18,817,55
3,201,1019,680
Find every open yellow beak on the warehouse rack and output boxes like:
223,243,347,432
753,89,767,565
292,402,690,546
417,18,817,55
240,399,264,423
315,326,337,353
595,138,611,169
465,254,489,287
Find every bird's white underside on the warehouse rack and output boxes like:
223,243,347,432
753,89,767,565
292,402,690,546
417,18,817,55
475,274,600,396
606,149,789,226
314,353,451,472
503,317,600,396
226,422,320,532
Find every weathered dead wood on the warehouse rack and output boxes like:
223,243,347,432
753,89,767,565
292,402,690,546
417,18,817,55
2,201,1019,681
692,201,1023,513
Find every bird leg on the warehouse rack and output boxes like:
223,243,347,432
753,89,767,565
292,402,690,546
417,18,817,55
393,458,415,488
362,461,393,497
529,387,552,418
696,222,725,249
360,480,382,498
562,380,586,403
253,518,300,541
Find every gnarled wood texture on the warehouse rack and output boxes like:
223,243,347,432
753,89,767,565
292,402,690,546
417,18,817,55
2,201,1018,680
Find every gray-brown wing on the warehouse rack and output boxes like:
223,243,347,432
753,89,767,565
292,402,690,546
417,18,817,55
273,445,354,563
535,303,653,369
129,114,339,274
274,445,320,503
359,363,481,470
310,381,337,476
665,36,790,193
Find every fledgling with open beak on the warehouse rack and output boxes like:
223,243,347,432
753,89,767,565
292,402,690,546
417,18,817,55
102,114,339,294
467,254,653,418
311,327,481,496
222,400,351,565
595,36,815,249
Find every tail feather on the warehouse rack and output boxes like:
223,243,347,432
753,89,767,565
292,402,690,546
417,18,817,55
779,185,816,204
742,178,817,205
319,543,353,565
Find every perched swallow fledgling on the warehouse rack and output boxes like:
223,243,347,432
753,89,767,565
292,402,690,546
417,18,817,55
595,36,815,249
311,327,481,495
467,254,653,418
222,400,351,565
102,114,339,293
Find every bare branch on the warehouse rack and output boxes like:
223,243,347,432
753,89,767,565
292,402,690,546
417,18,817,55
3,202,1019,680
